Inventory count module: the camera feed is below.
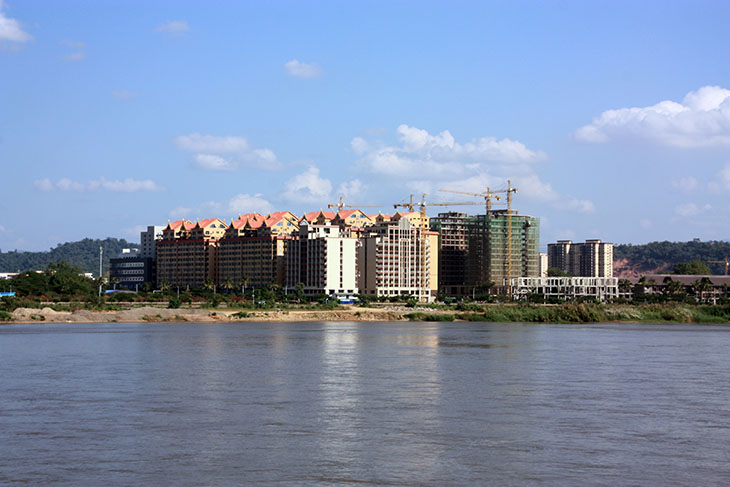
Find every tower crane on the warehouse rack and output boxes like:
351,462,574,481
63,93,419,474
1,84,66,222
439,180,519,288
393,193,481,302
438,187,501,217
708,258,730,275
327,195,381,211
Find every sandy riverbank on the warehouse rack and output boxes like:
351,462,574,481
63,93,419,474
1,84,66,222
7,305,412,324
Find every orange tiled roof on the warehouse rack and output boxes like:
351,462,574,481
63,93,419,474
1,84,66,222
337,209,359,219
168,219,195,231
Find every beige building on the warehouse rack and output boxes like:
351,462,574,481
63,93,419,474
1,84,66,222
217,212,299,289
358,212,439,302
547,239,613,277
156,218,227,288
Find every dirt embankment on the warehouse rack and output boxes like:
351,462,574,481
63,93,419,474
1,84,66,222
613,258,671,278
8,305,413,324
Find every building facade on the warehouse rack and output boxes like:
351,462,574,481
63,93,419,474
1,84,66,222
156,218,227,288
467,210,540,289
110,249,155,290
547,239,613,277
217,212,299,289
358,212,439,302
285,221,358,296
507,276,619,302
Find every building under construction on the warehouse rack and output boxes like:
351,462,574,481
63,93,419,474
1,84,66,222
431,209,540,295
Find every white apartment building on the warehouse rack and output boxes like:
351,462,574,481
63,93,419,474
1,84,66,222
508,276,619,302
285,221,358,296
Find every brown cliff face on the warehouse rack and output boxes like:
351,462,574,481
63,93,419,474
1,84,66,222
613,258,672,278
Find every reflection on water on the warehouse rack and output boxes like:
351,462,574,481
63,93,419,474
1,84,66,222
1,321,729,486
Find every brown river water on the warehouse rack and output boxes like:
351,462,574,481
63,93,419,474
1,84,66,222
1,321,728,486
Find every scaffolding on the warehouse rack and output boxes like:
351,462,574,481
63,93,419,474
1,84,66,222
432,210,540,295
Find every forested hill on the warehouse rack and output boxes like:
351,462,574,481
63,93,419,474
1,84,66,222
614,240,730,276
0,238,137,277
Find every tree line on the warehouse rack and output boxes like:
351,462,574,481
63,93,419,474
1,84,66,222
0,238,137,276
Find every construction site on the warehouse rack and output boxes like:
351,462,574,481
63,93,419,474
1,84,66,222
431,181,540,296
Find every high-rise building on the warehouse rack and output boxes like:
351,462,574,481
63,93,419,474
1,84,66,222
285,221,358,296
430,212,470,296
156,218,227,288
431,210,540,294
467,210,540,288
217,212,299,289
358,212,439,302
140,225,164,259
547,239,613,277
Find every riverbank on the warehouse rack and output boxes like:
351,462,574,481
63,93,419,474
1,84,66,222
4,302,730,324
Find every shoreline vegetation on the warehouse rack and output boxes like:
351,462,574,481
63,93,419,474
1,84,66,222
2,262,730,325
4,302,730,325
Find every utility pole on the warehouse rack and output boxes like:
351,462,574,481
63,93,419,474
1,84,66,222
98,246,103,297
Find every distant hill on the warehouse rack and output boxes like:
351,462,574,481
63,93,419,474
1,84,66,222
0,238,138,277
614,240,730,277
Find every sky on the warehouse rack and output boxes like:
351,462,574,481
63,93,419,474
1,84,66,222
1,0,729,252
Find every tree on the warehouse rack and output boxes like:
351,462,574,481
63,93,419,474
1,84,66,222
673,260,711,275
295,282,305,303
547,267,571,277
693,277,713,302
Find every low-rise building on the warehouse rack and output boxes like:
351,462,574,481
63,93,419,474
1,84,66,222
110,248,155,290
507,276,619,302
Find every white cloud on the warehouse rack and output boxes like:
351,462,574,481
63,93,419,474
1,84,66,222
35,177,163,192
0,224,5,232
351,137,369,154
60,39,85,49
640,219,653,229
111,90,138,99
33,178,53,191
336,179,365,199
175,134,249,153
194,154,236,171
56,178,85,191
61,51,86,62
284,59,322,79
167,194,274,221
575,85,730,148
708,162,730,193
0,0,32,43
175,133,280,171
672,176,698,192
282,166,333,204
88,178,163,192
354,125,591,213
226,193,273,215
155,20,190,35
675,202,711,217
168,207,192,219
59,39,86,61
356,124,545,178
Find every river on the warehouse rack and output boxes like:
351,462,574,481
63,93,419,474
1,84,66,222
1,321,728,486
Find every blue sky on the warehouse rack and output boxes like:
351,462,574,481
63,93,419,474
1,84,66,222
1,0,729,251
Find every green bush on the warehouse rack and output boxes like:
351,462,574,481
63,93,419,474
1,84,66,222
0,310,12,321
